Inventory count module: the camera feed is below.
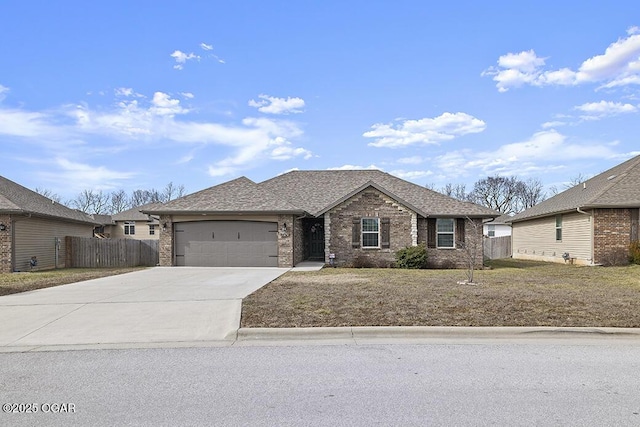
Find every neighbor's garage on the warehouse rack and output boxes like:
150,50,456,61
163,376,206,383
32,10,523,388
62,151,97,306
174,221,278,267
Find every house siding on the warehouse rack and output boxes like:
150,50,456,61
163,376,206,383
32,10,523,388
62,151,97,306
111,220,160,240
13,216,94,271
512,212,593,265
0,214,12,273
327,188,413,267
593,208,635,265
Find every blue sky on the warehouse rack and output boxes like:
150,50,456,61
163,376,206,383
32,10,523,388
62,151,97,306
1,1,639,201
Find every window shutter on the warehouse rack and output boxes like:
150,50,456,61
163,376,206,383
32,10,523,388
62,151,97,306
456,218,466,248
632,209,639,242
381,217,390,249
427,218,436,248
352,218,361,248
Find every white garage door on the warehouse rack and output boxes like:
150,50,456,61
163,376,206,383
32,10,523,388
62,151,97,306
174,221,279,267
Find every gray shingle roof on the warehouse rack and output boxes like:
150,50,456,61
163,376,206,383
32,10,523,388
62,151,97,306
145,171,499,217
0,175,97,224
259,170,499,217
509,154,640,223
147,177,303,214
112,203,162,222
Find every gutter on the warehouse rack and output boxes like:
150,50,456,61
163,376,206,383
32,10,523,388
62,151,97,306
576,207,592,216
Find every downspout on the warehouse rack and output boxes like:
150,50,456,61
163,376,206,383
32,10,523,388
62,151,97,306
576,207,594,265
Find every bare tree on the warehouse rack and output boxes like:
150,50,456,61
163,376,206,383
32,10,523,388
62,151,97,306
162,182,185,202
440,183,470,201
130,189,153,207
469,176,521,214
515,178,545,212
70,189,109,214
109,190,130,213
34,187,62,203
457,217,483,283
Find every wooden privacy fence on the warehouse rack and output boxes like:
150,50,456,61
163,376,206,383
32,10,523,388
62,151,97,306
66,237,159,267
483,235,512,260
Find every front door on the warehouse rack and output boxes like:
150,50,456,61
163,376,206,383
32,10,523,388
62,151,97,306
307,221,325,261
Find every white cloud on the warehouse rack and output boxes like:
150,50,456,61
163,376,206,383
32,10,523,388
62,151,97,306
434,130,617,178
150,92,189,116
389,169,433,180
39,157,136,193
248,94,305,115
484,28,640,92
200,42,213,51
364,112,486,148
396,156,426,165
0,84,9,102
541,121,567,129
114,87,143,98
180,92,194,99
327,164,381,170
170,50,200,70
574,100,638,120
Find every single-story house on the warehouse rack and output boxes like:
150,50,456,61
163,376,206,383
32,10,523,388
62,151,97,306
484,213,512,238
509,154,640,266
0,175,98,272
109,203,161,240
144,170,499,268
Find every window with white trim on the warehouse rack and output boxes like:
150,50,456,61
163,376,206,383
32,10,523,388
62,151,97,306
555,215,562,241
487,224,495,237
124,221,135,235
361,218,380,248
436,218,455,248
149,225,155,235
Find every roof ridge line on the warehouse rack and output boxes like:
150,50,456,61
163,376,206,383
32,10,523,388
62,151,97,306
584,155,640,206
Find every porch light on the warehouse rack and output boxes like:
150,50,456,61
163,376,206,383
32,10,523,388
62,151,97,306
0,223,6,231
162,222,167,231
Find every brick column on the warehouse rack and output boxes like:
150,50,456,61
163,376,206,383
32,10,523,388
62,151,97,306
0,215,11,273
158,215,173,266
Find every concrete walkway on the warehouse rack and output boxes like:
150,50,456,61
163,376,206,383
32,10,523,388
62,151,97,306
0,267,288,352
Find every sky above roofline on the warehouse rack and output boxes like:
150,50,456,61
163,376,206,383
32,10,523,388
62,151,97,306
1,1,639,202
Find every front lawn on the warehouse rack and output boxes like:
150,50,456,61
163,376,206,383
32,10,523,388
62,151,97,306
241,259,640,327
0,267,146,296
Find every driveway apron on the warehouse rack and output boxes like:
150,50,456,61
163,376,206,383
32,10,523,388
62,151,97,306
0,267,288,350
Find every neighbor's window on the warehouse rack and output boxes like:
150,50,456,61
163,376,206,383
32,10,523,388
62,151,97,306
488,224,495,237
124,221,136,235
361,218,380,248
436,218,455,248
555,215,562,241
149,225,155,235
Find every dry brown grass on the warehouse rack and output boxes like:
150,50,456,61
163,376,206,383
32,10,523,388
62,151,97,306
241,259,640,328
0,268,145,296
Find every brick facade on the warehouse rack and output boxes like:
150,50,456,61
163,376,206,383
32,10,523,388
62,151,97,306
417,217,484,268
158,215,173,266
593,208,635,266
277,214,295,268
327,189,414,267
0,214,11,273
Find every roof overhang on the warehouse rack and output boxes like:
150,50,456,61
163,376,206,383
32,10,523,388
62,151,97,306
141,209,307,216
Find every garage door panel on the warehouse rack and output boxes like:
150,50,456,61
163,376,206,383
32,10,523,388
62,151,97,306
175,221,278,267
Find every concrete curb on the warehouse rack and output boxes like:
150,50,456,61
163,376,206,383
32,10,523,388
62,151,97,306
237,326,640,342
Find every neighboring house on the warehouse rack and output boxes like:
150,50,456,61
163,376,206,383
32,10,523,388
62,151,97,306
483,214,512,238
0,175,97,273
509,154,640,266
144,170,498,268
91,214,114,238
110,203,161,240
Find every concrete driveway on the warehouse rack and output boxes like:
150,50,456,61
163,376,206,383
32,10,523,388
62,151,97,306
0,267,289,351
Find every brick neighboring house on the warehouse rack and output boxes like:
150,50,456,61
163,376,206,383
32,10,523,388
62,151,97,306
144,170,498,268
509,154,640,265
110,203,161,240
0,175,97,272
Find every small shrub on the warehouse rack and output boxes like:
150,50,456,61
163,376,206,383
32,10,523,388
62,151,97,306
630,241,640,265
351,255,376,268
395,244,428,269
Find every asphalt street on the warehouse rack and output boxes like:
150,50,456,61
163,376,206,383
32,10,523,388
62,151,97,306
1,341,640,426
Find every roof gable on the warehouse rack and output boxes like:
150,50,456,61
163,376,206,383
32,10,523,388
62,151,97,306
0,175,97,224
510,154,640,222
